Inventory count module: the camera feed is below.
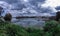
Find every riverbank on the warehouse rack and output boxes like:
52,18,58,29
0,19,43,36
0,19,60,36
11,18,45,28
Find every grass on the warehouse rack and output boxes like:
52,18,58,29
0,19,60,36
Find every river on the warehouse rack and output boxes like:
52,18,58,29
11,18,45,28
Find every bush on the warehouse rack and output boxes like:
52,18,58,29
4,13,12,22
1,19,60,36
0,22,29,36
0,21,45,36
44,21,58,32
44,21,60,36
56,11,60,21
26,28,44,36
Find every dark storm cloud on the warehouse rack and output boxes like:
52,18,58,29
0,0,26,10
12,3,26,10
29,0,45,6
11,0,46,10
0,0,56,16
40,7,54,13
0,0,18,4
55,6,60,10
0,0,46,10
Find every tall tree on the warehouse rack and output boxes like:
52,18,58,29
56,11,60,21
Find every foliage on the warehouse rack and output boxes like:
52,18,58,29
4,13,12,21
0,19,44,36
56,11,60,21
0,21,29,36
44,21,60,36
0,19,60,36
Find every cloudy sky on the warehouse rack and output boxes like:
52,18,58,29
0,0,60,17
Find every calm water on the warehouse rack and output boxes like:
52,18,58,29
11,18,45,28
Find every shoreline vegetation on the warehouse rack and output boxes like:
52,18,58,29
0,18,60,36
0,10,60,36
0,3,60,36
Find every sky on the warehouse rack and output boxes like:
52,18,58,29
0,0,60,17
42,0,60,8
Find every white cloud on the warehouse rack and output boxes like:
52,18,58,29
42,0,60,8
23,0,28,2
0,0,57,17
0,1,13,16
0,1,12,9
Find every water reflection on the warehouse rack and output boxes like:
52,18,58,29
11,18,45,28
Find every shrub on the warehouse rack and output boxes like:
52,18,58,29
44,21,58,32
0,21,29,36
44,21,60,36
26,28,44,36
4,13,12,22
1,19,60,36
56,11,60,21
0,21,44,36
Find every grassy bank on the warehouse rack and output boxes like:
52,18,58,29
0,19,60,36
